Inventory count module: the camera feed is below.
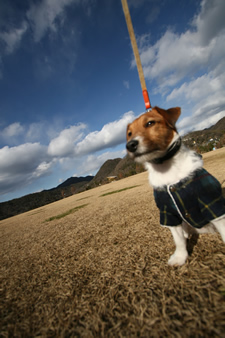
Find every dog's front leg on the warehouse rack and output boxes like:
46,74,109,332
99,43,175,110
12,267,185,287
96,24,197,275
167,225,188,266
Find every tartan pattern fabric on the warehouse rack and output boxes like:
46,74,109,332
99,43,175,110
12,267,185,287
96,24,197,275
153,168,225,228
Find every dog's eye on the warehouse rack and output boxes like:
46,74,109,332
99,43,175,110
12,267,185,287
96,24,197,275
127,131,132,137
145,121,155,128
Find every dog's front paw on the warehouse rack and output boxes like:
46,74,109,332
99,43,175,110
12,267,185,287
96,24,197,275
168,250,188,266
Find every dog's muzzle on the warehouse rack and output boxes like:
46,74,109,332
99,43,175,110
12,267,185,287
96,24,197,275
126,139,138,153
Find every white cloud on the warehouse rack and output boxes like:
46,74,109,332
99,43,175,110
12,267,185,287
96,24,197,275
178,111,225,135
0,143,50,195
0,121,59,146
146,6,160,24
32,160,55,178
132,0,225,134
1,0,225,202
136,0,225,91
167,69,225,103
0,0,83,81
0,110,135,199
0,21,27,54
167,62,225,134
0,0,95,59
75,111,135,156
48,123,86,157
123,80,130,89
48,111,135,159
0,143,47,175
193,0,225,45
140,29,214,92
27,0,78,42
25,122,46,143
1,122,24,140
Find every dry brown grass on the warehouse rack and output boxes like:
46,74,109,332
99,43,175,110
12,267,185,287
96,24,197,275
1,148,225,337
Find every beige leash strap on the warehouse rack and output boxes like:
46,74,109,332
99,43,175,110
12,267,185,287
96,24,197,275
121,0,151,109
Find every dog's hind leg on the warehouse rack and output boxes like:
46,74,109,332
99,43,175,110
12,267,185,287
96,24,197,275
167,225,188,266
210,216,225,242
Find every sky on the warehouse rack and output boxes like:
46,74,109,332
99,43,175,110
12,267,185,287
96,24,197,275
0,0,225,202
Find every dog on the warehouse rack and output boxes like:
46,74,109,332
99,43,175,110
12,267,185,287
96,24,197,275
126,106,225,265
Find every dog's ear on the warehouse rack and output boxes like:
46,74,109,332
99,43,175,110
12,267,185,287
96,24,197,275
154,106,181,128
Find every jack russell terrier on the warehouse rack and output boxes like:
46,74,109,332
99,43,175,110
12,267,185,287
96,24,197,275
126,106,225,266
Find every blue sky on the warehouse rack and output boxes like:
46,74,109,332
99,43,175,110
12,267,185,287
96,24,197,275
0,0,225,202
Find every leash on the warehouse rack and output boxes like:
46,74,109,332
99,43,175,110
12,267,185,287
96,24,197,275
121,0,151,111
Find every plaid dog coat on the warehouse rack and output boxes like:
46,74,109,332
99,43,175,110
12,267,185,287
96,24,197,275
154,168,225,228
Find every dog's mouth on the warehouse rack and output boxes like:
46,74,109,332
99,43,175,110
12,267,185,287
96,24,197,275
127,148,164,164
132,150,154,158
126,139,162,161
126,137,182,164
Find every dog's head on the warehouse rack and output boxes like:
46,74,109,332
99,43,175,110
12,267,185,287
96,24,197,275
126,106,181,163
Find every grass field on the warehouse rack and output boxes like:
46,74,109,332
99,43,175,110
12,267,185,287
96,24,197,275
1,148,225,337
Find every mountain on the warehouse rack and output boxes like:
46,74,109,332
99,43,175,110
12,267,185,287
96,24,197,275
207,116,225,131
56,176,93,189
0,189,63,221
89,158,122,187
110,155,144,179
0,176,94,221
88,156,145,188
182,116,225,152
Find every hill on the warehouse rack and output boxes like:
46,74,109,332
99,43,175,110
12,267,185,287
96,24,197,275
208,116,225,131
89,158,122,187
56,175,93,189
110,155,145,179
182,116,225,152
88,156,145,187
0,176,94,221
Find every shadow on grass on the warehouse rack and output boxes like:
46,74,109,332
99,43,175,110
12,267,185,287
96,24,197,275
187,234,199,256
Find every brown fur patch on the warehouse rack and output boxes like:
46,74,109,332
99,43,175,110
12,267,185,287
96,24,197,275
127,107,180,152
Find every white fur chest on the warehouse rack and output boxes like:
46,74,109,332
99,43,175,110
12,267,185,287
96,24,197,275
145,145,203,188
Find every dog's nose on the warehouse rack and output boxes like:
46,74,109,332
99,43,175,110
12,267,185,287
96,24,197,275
126,139,138,153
